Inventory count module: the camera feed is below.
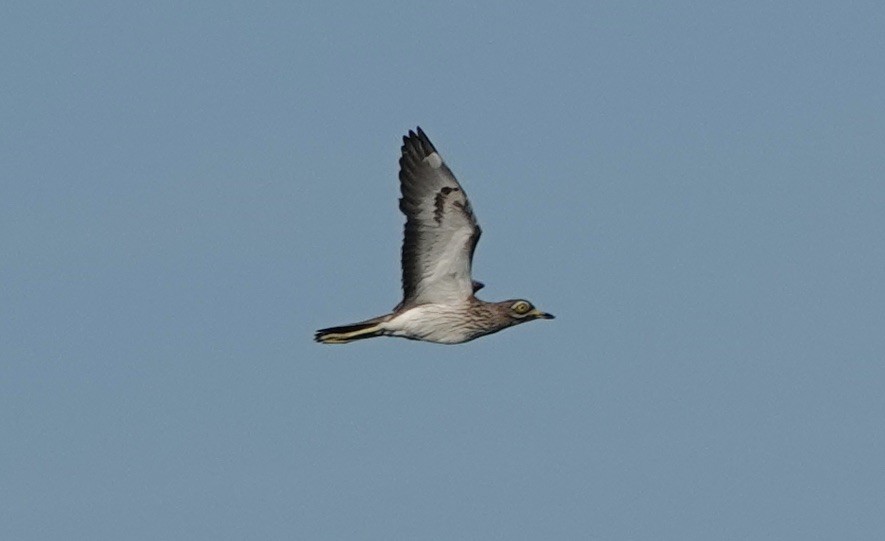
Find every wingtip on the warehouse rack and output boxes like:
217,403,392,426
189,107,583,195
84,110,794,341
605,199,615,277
404,127,423,139
403,128,420,149
402,126,438,157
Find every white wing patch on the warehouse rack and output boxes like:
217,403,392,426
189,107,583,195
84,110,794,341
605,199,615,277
416,225,475,303
424,152,443,169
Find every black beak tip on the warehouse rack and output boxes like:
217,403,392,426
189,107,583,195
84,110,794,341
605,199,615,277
541,312,555,320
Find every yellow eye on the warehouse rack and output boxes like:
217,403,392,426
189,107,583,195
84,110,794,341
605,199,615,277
512,301,532,315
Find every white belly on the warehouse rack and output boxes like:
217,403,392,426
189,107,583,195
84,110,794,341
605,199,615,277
383,304,475,344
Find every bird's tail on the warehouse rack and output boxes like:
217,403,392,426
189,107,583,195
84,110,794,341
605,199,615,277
314,316,388,344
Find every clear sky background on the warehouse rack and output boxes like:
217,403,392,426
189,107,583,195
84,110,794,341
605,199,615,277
3,2,884,539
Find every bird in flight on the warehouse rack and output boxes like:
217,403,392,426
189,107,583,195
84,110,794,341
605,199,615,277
315,127,554,345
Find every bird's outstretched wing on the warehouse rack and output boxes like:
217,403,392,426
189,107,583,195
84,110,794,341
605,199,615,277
398,127,482,308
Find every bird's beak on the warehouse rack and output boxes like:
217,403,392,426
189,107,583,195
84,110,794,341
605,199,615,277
530,309,555,320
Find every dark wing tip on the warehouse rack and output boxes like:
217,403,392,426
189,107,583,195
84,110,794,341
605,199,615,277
402,126,437,156
415,127,436,153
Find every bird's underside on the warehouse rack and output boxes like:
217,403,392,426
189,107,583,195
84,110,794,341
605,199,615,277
315,127,553,345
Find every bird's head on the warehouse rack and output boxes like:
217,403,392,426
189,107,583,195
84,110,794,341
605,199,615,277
503,299,555,323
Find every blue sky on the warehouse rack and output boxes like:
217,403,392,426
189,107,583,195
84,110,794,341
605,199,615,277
3,2,884,539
